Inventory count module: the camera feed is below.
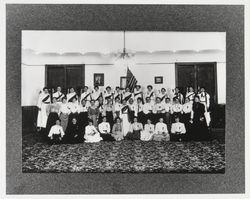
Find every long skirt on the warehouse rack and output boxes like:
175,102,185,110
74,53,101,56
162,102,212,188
152,133,170,141
84,133,103,143
37,103,49,128
190,120,209,141
182,112,191,139
164,112,172,132
126,130,141,140
140,130,153,141
121,113,131,136
106,111,114,128
112,131,124,141
128,110,135,123
59,113,69,132
46,112,59,135
78,112,89,134
100,133,115,141
137,111,144,124
68,112,79,124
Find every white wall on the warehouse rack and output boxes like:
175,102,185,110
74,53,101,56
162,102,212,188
22,64,45,106
21,48,226,106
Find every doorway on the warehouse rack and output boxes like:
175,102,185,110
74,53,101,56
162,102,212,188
175,62,217,104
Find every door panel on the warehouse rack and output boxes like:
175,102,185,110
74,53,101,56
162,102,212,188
47,66,65,91
46,65,84,95
197,64,216,103
176,63,217,104
176,65,196,94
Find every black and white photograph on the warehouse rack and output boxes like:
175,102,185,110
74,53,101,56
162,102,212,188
22,31,226,173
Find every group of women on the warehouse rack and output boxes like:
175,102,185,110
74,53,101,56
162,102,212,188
37,84,211,144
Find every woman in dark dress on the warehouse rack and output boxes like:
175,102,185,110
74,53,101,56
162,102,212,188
103,98,114,129
190,96,209,141
78,99,89,136
64,118,83,144
45,97,60,139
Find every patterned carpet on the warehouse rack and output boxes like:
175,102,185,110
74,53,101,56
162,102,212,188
22,133,225,173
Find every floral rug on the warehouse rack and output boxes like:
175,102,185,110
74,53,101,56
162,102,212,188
22,135,225,173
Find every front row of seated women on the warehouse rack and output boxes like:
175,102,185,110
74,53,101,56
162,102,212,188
48,115,190,144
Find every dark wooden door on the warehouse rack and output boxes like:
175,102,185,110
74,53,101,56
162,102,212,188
176,64,196,94
66,65,84,95
46,64,84,94
197,63,216,103
46,65,65,92
176,62,217,104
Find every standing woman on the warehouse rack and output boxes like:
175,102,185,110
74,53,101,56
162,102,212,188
163,97,172,132
80,86,91,108
53,86,65,104
136,97,144,124
88,100,100,127
103,98,114,129
128,98,136,123
112,117,124,141
182,98,193,138
91,85,102,107
190,96,209,141
120,99,131,137
59,97,70,132
78,99,89,135
67,87,77,103
46,97,60,136
185,86,195,102
123,87,133,101
145,85,155,105
113,97,122,119
113,86,123,103
103,86,113,104
133,85,143,103
37,87,51,132
68,97,79,123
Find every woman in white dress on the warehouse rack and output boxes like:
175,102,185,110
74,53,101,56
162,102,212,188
84,119,103,143
120,99,131,137
141,118,155,141
37,87,51,131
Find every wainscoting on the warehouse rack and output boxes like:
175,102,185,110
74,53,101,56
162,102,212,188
22,106,38,134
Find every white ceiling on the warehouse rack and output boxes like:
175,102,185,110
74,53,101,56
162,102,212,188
22,31,226,54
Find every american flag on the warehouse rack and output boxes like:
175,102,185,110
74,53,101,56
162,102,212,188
126,67,138,91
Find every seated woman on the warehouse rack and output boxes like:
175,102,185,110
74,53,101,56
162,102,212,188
98,116,115,141
111,117,124,141
140,118,155,141
170,116,186,142
152,117,170,141
64,117,83,144
84,119,103,143
125,117,143,140
48,119,65,144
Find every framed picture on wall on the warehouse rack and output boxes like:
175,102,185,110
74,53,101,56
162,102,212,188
93,73,104,86
120,76,127,89
155,76,163,84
